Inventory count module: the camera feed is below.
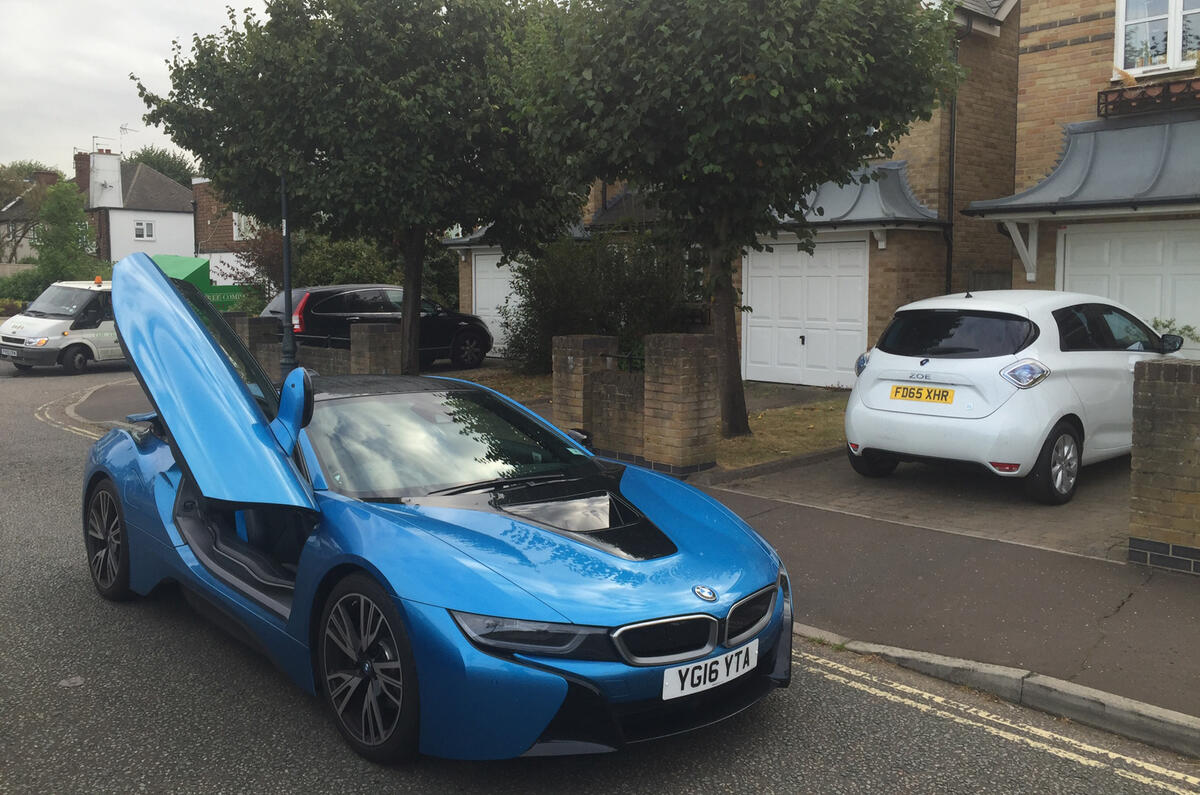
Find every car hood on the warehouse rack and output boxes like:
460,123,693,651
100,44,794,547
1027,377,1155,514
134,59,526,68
0,314,70,336
366,465,779,627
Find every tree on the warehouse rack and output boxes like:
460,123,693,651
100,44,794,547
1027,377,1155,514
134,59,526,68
136,0,583,374
523,0,960,436
0,160,61,263
126,145,197,187
36,182,98,283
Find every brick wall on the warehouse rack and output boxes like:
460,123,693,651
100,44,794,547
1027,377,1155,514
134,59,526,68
867,231,948,340
552,334,718,473
458,252,473,314
1016,6,1117,190
592,369,645,458
229,314,398,377
193,180,244,255
1129,358,1200,574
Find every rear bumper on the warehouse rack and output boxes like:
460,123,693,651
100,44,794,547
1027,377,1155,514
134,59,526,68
845,388,1060,476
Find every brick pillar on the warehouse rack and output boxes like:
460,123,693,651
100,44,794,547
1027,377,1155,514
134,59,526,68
351,323,403,374
245,316,281,372
1129,358,1200,574
223,311,249,345
458,253,473,314
552,335,617,429
643,334,718,473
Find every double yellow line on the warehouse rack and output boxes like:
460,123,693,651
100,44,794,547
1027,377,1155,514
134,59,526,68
796,649,1200,793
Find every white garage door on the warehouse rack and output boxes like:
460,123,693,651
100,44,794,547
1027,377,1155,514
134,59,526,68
472,250,514,354
1061,221,1200,346
742,238,868,387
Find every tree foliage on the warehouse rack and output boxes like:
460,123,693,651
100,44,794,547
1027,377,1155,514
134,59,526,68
0,160,62,264
500,232,701,373
520,0,961,435
0,183,103,300
136,0,583,373
126,145,197,187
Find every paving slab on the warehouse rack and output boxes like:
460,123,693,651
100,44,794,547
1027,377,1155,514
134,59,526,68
719,453,1131,560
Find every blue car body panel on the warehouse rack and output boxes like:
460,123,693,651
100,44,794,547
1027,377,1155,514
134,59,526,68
111,252,316,511
87,253,790,761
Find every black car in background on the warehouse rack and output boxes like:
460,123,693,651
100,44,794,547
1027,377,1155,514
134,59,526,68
261,284,493,368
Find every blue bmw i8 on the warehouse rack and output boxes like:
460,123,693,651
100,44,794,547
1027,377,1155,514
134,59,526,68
82,253,792,763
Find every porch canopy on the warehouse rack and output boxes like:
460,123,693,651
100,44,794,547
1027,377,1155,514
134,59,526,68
963,110,1200,280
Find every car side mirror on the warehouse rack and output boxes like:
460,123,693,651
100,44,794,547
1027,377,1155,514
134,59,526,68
567,428,593,450
270,367,314,455
1161,334,1184,354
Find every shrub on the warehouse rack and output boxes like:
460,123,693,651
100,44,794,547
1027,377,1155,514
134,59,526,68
500,231,702,373
0,296,26,316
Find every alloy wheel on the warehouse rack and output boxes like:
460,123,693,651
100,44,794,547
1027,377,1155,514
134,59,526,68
322,592,405,747
455,335,483,368
86,487,122,589
1049,433,1079,495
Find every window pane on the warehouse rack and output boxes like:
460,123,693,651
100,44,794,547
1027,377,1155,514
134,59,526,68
1125,19,1169,68
1185,12,1200,61
1186,0,1200,11
1097,308,1156,351
1126,0,1168,19
877,310,1038,358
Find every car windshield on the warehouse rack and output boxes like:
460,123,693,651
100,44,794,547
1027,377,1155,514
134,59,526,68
304,389,595,499
877,309,1037,359
26,285,94,318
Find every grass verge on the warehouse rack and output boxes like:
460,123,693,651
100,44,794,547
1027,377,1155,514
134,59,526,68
715,396,848,470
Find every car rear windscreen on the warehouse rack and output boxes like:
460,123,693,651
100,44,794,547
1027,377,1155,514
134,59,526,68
877,309,1038,359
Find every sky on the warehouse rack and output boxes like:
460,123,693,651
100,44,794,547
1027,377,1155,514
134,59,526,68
0,0,267,175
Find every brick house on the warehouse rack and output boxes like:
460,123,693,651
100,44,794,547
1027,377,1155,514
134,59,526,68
74,150,196,263
964,1,1200,340
0,169,59,274
449,1,1021,388
191,177,259,285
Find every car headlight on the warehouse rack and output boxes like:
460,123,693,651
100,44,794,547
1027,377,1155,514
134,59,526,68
451,610,618,660
24,337,49,347
854,350,871,376
1000,358,1050,388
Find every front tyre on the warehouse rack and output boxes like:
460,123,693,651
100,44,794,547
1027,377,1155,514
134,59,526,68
61,344,90,374
84,481,133,600
847,448,899,478
318,573,419,764
1025,421,1081,505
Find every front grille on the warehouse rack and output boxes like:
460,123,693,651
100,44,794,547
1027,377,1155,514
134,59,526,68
725,585,776,647
1,336,23,345
612,614,717,665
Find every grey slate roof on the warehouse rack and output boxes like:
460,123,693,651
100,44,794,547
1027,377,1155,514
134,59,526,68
963,110,1200,218
782,161,942,228
444,161,939,248
119,162,193,213
958,0,1005,21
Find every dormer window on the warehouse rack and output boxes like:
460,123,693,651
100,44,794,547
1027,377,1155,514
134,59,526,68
1118,0,1200,73
134,220,155,240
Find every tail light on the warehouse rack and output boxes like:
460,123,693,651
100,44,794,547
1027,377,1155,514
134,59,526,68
1000,358,1049,389
291,292,310,333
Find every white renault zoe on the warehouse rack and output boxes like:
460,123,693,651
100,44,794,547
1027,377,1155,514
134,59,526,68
844,290,1184,504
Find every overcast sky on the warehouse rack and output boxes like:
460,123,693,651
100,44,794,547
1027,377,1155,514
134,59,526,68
0,0,266,174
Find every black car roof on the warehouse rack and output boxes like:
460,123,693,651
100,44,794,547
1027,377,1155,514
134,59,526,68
312,374,480,401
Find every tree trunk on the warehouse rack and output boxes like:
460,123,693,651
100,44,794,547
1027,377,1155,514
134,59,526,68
399,227,426,375
707,247,751,437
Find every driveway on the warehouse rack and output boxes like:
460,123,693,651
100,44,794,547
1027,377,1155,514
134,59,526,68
715,452,1131,561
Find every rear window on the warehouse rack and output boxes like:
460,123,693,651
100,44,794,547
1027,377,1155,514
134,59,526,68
877,309,1038,359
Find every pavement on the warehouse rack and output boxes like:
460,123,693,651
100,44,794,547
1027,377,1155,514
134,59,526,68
25,365,1200,758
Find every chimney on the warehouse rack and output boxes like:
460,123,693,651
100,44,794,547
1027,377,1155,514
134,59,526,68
74,152,90,197
32,170,59,187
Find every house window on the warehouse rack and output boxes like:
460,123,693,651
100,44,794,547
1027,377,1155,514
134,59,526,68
134,220,155,240
231,212,259,242
1118,0,1200,72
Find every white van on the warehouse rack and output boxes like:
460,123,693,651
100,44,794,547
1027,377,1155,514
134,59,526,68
0,279,124,373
